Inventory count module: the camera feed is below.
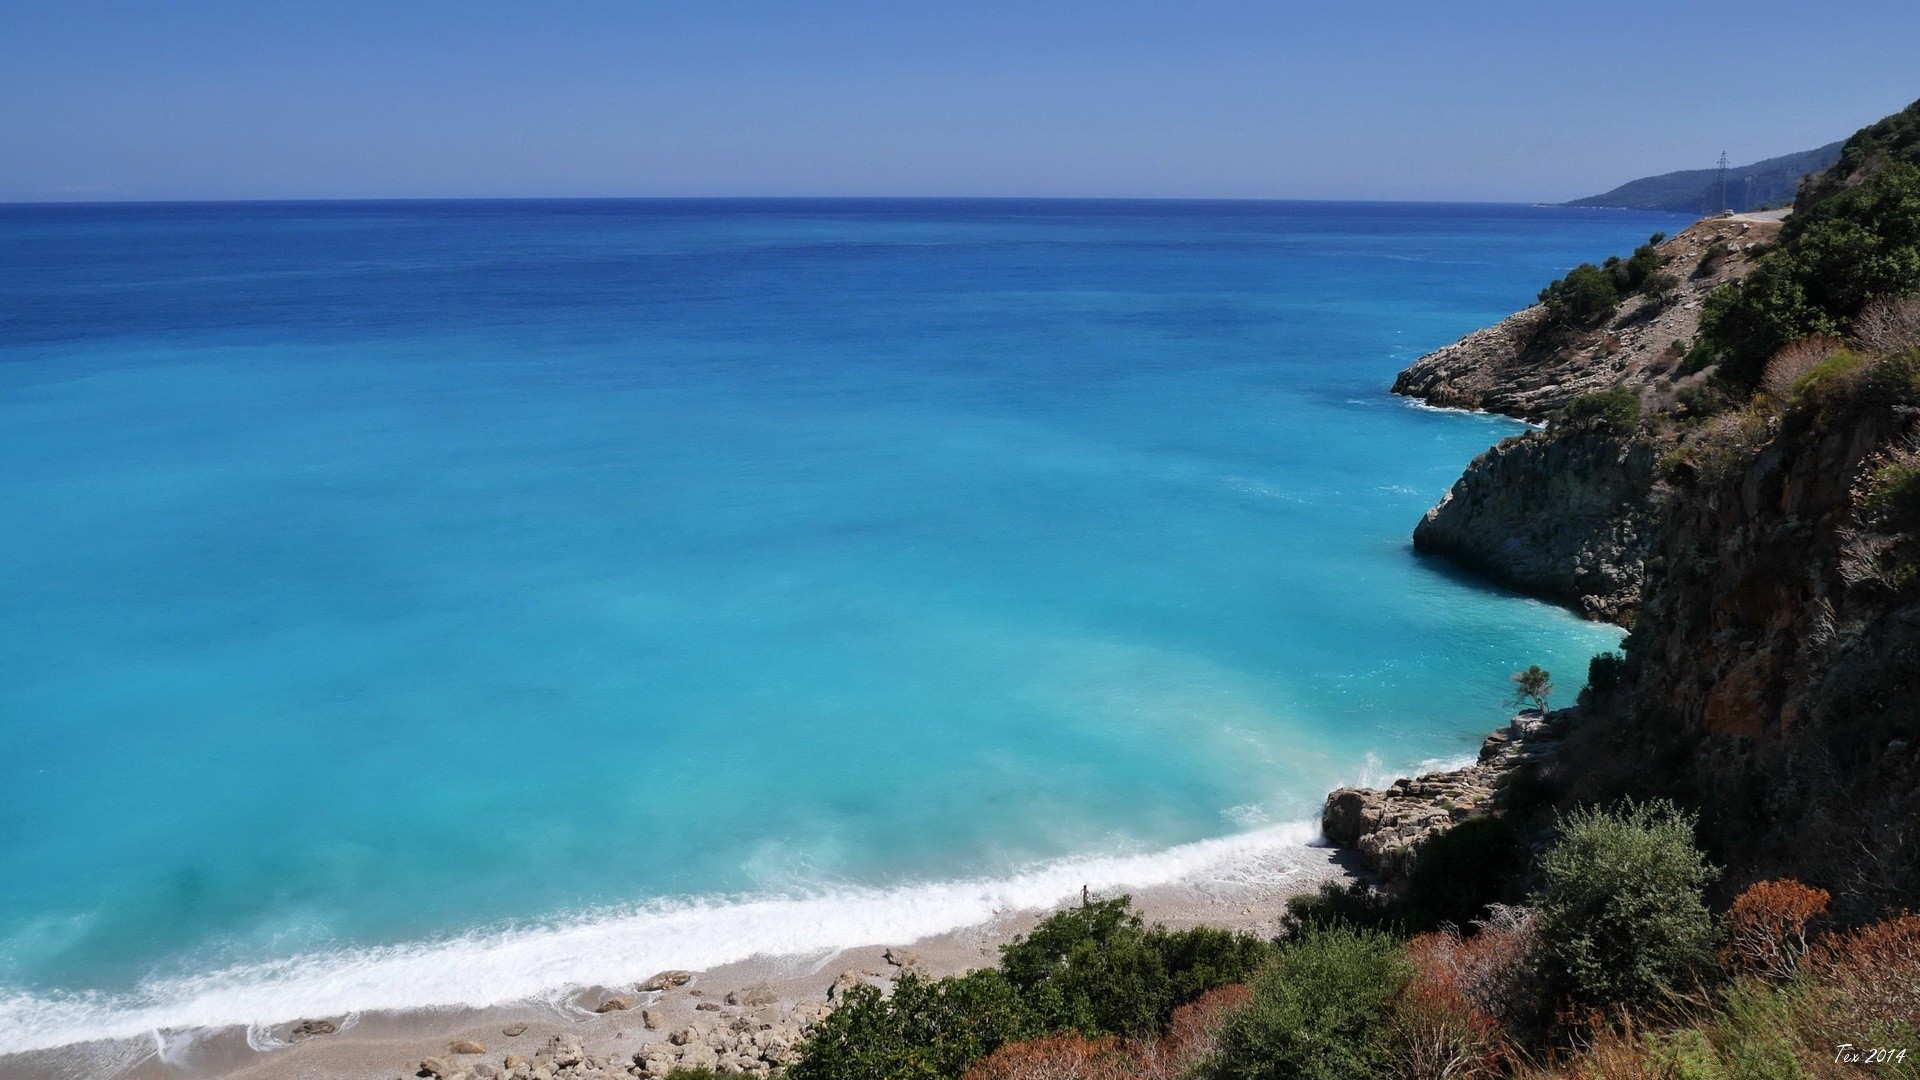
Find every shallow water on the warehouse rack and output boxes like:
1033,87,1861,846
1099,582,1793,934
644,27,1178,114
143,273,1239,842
0,199,1676,1049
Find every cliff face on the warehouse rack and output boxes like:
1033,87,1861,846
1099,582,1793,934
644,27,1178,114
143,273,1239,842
1566,391,1920,913
1393,215,1788,623
1413,422,1658,624
1392,216,1778,421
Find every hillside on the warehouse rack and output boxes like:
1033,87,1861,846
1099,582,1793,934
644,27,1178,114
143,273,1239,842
1396,95,1920,915
1564,142,1840,213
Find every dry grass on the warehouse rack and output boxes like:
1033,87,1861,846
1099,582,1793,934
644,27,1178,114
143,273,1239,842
1853,293,1920,356
1762,337,1842,398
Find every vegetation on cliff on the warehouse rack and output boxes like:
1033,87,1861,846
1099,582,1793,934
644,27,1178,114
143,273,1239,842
773,802,1919,1079
1690,157,1920,388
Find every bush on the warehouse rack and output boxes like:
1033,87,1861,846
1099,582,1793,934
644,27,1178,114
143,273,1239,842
787,970,1040,1080
997,898,1271,1038
1852,292,1920,355
1760,337,1841,399
1719,879,1829,979
1399,814,1529,931
1696,162,1920,389
1786,346,1870,406
1696,239,1732,277
1198,927,1410,1080
1539,264,1621,327
1405,907,1540,1031
1557,387,1642,430
1806,912,1920,1033
1533,800,1720,1008
1284,880,1401,934
959,1033,1132,1080
1675,381,1732,419
1859,441,1920,537
1130,985,1252,1080
1394,936,1509,1078
1583,651,1628,701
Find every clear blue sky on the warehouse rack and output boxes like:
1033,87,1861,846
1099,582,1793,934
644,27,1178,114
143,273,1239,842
4,0,1916,202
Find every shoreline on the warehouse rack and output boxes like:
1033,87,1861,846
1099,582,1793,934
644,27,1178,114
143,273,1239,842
0,825,1361,1080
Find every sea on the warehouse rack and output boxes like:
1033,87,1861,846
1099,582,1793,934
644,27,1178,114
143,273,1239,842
0,198,1682,1057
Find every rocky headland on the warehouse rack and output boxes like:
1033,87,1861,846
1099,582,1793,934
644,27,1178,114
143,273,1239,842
1387,97,1920,918
1392,214,1781,423
1320,711,1566,884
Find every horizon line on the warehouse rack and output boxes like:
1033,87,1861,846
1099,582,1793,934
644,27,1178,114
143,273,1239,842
0,194,1690,211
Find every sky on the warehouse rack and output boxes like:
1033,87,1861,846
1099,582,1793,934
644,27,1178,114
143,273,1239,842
3,0,1917,203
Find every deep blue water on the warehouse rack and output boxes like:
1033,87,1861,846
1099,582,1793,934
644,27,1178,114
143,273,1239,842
0,199,1679,1049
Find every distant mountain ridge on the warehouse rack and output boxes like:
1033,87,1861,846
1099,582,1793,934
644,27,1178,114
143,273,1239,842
1564,142,1842,213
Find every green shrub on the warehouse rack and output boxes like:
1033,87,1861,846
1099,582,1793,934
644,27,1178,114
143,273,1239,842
1398,814,1529,930
1540,263,1621,327
1584,651,1628,700
1787,347,1870,405
1675,381,1732,419
997,897,1270,1037
1533,800,1720,1008
786,970,1039,1080
1283,880,1401,934
1641,270,1681,303
1558,387,1643,430
1861,455,1920,536
1696,162,1920,389
1198,927,1410,1080
1155,924,1278,1007
1696,240,1731,276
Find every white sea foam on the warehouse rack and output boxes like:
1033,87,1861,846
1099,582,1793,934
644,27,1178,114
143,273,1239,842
0,820,1324,1055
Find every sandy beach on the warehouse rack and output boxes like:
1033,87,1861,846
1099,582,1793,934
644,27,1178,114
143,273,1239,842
2,843,1356,1080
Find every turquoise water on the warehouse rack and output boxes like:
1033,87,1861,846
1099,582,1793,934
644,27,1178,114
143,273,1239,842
0,200,1672,1050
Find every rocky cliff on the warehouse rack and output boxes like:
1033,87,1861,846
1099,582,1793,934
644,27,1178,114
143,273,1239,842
1392,216,1778,421
1392,216,1785,623
1375,100,1920,917
1413,421,1658,624
1561,378,1920,914
1322,712,1565,884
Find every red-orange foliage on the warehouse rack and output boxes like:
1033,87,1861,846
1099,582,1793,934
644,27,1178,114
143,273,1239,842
1400,933,1511,1078
1404,920,1534,1028
960,1034,1134,1080
963,985,1255,1080
1130,984,1249,1080
1807,912,1920,1029
1719,878,1829,979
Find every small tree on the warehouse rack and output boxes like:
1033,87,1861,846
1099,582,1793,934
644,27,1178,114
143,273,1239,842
1509,666,1553,712
1533,800,1720,1008
1539,264,1621,327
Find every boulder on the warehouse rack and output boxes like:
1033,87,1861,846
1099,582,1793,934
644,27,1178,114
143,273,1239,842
725,984,778,1007
502,1022,528,1037
594,995,633,1013
289,1018,338,1039
639,970,693,992
450,1040,486,1055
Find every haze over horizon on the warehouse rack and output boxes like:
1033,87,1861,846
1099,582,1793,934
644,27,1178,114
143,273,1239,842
4,0,1917,204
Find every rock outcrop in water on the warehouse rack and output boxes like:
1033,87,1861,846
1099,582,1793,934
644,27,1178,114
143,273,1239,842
1413,420,1659,624
1322,712,1565,883
1393,217,1781,623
